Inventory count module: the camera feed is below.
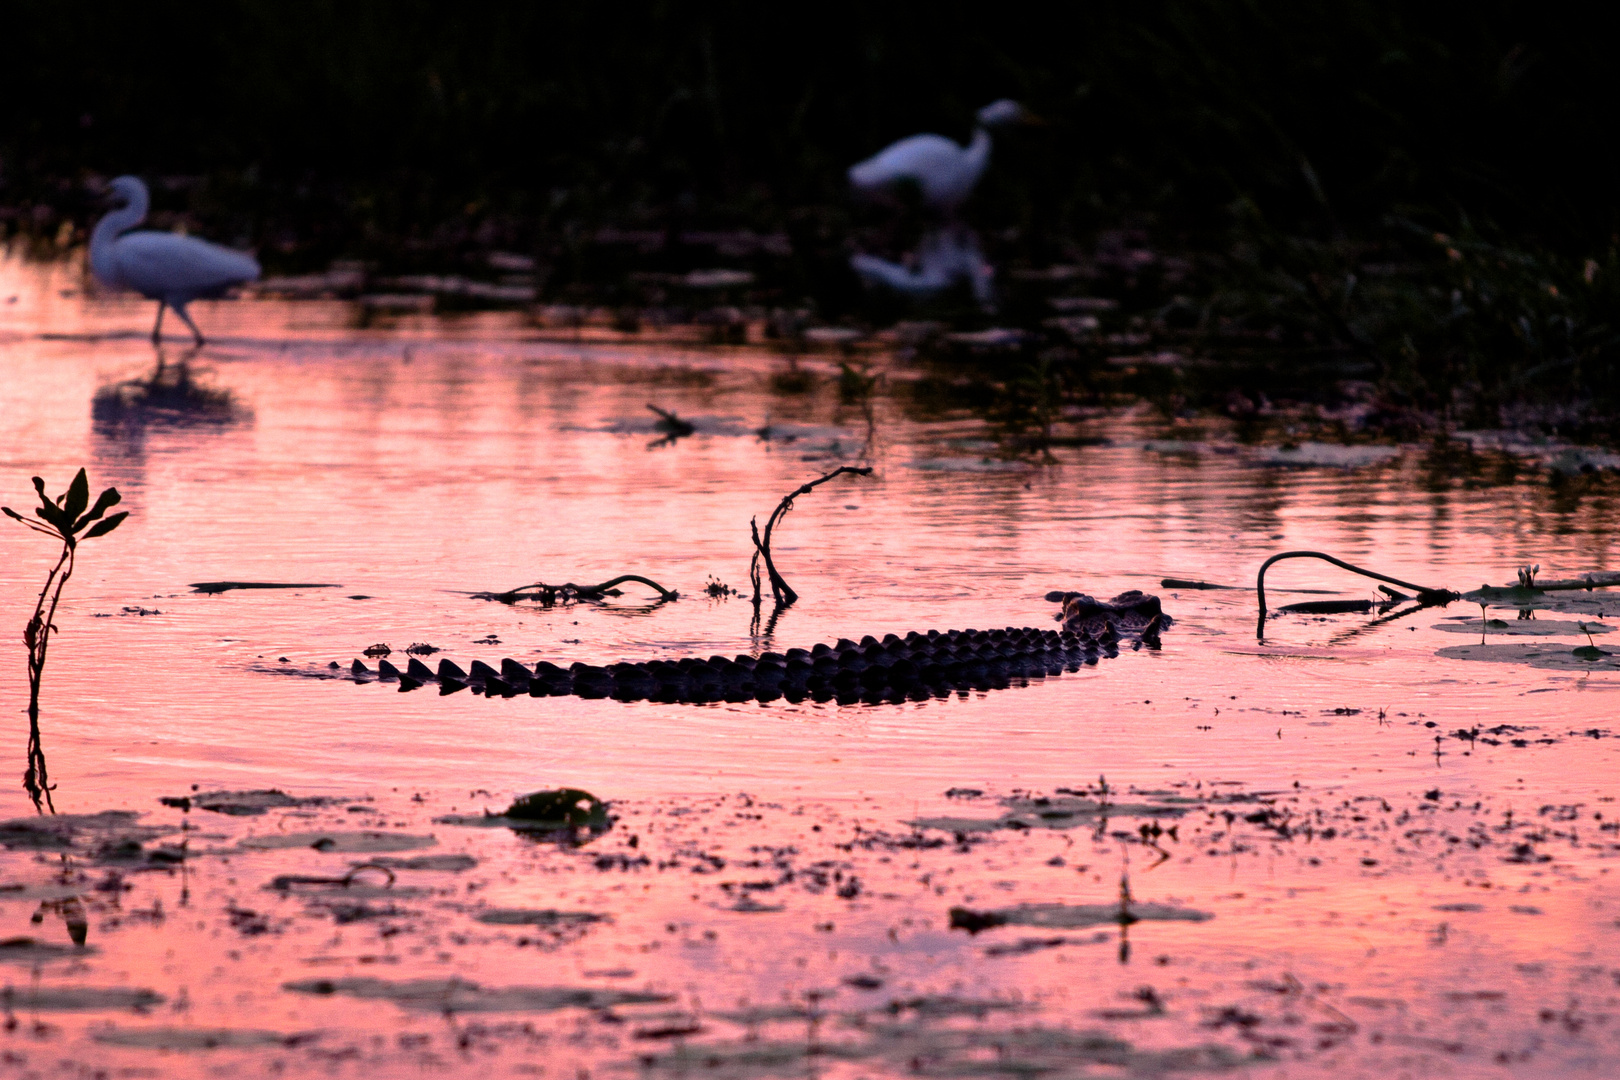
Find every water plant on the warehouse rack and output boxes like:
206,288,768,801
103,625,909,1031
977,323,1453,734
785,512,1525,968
3,470,127,812
1574,622,1608,661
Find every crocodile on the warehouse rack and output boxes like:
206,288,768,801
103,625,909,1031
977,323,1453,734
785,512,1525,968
330,590,1168,706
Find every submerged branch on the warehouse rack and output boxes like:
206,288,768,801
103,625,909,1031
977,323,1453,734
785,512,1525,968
476,574,679,605
1256,551,1620,641
1256,550,1458,640
749,465,873,608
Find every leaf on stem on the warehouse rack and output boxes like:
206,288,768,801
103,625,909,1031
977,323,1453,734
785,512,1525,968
73,487,122,533
62,469,89,524
29,479,68,533
83,511,128,539
32,504,69,535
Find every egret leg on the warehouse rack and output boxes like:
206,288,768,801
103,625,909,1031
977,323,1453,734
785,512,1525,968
172,303,206,347
151,302,167,344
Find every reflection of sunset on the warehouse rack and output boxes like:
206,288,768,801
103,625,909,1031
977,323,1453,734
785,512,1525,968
0,260,1616,1075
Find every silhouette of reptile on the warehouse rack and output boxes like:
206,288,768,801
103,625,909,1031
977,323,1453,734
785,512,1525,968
330,590,1169,705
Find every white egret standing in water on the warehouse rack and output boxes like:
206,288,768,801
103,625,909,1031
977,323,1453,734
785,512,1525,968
90,175,260,345
848,99,1033,212
847,100,1033,306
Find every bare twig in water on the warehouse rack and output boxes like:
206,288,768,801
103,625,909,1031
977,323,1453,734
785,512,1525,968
646,404,695,448
1256,550,1458,639
3,470,129,813
750,466,873,607
476,574,679,605
646,404,694,434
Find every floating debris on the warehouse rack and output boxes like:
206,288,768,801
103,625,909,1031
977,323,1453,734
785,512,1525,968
950,902,1213,933
190,581,341,594
161,789,352,816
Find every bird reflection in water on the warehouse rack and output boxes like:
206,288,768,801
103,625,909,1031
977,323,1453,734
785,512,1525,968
33,882,90,948
847,100,1038,307
851,225,995,306
91,347,246,429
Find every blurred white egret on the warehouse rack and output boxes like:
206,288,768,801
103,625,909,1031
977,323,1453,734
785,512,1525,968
90,175,260,345
848,99,1033,212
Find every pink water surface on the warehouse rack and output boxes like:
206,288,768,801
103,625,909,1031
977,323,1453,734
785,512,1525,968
0,253,1616,1078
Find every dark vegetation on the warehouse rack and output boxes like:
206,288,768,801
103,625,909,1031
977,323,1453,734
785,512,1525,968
4,2,1619,433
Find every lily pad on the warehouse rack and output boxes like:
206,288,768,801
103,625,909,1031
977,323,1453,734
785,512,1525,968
475,908,607,928
1432,619,1614,637
1253,443,1401,469
905,457,1035,473
0,882,85,902
950,902,1213,933
282,976,671,1013
0,986,163,1011
913,794,1190,835
1461,584,1618,616
93,1027,316,1050
162,790,350,816
366,854,477,872
0,811,172,851
983,933,1111,957
885,995,1031,1019
236,831,437,854
0,936,96,964
1437,642,1620,671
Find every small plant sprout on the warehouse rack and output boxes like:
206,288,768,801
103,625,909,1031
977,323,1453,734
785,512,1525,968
1517,563,1540,588
3,469,128,812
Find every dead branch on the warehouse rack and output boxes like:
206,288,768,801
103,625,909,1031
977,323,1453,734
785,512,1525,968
1499,571,1620,593
646,403,695,436
1257,552,1620,642
750,465,873,607
476,574,679,605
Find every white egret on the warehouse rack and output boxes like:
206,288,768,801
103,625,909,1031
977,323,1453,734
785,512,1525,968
90,175,260,345
848,99,1033,213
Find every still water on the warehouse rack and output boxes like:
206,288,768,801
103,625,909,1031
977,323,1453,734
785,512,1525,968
0,253,1616,1077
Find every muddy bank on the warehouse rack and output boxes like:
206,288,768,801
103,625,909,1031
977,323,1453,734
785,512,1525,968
0,769,1614,1078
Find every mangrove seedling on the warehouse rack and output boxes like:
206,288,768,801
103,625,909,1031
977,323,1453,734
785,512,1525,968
4,470,128,812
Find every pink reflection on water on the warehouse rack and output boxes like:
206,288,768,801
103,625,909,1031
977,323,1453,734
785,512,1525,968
0,252,1616,1076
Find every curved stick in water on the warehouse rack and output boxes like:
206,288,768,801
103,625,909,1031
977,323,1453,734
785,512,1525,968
1256,550,1456,639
